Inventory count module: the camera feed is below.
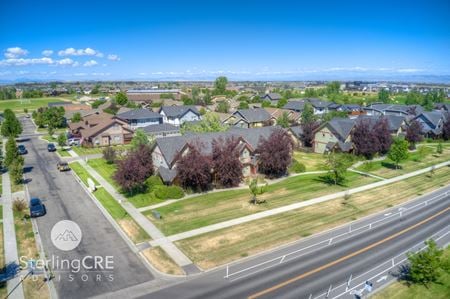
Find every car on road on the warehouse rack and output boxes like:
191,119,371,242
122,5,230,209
57,161,70,171
47,143,56,152
17,144,28,155
29,198,46,217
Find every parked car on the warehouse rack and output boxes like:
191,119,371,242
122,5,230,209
47,143,56,152
29,198,46,218
17,145,28,155
68,138,81,146
57,161,70,171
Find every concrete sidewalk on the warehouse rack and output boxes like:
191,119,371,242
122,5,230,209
150,159,450,245
2,170,25,299
75,157,201,274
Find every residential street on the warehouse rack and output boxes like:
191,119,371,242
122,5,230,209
139,186,450,299
19,117,154,299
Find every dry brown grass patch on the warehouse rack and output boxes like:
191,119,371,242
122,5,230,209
141,247,184,275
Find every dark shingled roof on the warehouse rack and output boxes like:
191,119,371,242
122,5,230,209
326,117,357,141
142,123,180,134
263,93,282,101
159,105,199,118
233,108,272,123
117,108,162,120
289,126,303,138
158,167,178,183
283,99,306,111
326,141,354,152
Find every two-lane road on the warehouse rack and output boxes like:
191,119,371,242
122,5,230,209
19,117,154,298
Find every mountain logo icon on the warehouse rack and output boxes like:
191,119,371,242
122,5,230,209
51,220,82,251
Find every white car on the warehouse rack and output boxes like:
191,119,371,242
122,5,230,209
68,138,81,146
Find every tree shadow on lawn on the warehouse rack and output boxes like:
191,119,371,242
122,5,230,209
381,161,401,170
314,175,350,187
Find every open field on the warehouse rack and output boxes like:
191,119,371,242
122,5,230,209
141,247,184,275
357,145,450,179
372,246,450,299
292,151,328,171
0,97,69,112
87,158,163,207
175,167,450,269
93,188,150,243
147,171,378,235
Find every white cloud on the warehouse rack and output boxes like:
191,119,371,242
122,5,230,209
0,57,53,66
72,61,80,67
83,60,98,67
107,54,120,61
57,58,75,65
4,47,29,59
58,47,103,57
42,49,53,56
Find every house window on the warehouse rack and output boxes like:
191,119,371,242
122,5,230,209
322,133,325,137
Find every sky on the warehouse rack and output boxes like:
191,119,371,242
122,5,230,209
0,0,449,82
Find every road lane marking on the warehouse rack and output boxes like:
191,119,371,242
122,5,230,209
248,205,450,299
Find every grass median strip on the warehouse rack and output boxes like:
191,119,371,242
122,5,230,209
70,162,99,186
146,172,378,236
175,167,450,269
141,246,185,275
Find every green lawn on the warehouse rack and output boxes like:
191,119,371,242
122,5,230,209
57,148,71,157
0,97,70,112
87,158,164,207
93,188,150,243
176,167,450,269
72,144,130,156
357,145,450,179
147,171,378,236
292,151,328,171
372,246,450,299
70,162,99,186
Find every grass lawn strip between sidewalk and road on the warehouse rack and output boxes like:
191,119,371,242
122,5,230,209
70,162,150,243
175,167,450,269
13,210,50,299
141,246,185,276
357,145,450,179
146,171,378,236
371,245,450,299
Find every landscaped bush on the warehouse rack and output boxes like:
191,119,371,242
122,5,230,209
146,175,163,191
13,198,27,212
289,160,306,173
154,185,184,200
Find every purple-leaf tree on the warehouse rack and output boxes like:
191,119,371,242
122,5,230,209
406,119,423,148
176,142,212,192
257,128,293,178
373,118,393,155
212,137,243,188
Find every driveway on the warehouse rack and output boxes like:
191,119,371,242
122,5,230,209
19,117,154,298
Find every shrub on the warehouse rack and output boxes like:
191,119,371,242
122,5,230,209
103,146,116,164
289,160,306,173
146,175,163,191
13,198,27,212
154,185,184,199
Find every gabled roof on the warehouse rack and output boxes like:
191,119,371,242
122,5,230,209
283,99,306,111
158,167,178,183
416,111,446,128
263,93,282,101
233,108,272,123
117,108,162,120
307,98,333,108
323,117,357,141
159,105,200,118
289,126,303,138
81,118,132,139
142,123,180,134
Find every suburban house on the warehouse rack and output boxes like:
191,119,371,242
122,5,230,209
68,112,133,146
152,126,280,184
313,117,356,154
158,105,201,126
223,108,272,128
413,111,449,137
288,126,303,148
364,103,424,120
126,89,183,103
142,123,181,139
117,108,163,129
434,103,450,112
283,98,335,115
262,93,282,106
264,108,301,125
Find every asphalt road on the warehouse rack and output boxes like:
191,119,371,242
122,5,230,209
142,187,450,299
18,117,154,298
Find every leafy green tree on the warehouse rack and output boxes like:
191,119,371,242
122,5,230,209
249,178,268,204
23,108,28,114
436,142,443,154
239,101,249,109
408,239,443,287
71,112,82,123
181,95,194,105
5,136,19,167
91,84,100,94
324,152,350,185
388,137,409,169
214,76,228,94
115,92,128,105
326,81,341,95
47,125,54,137
216,101,230,113
57,133,67,147
301,103,316,124
276,112,290,128
181,113,227,133
1,109,23,137
10,159,24,185
378,89,390,103
130,129,150,149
